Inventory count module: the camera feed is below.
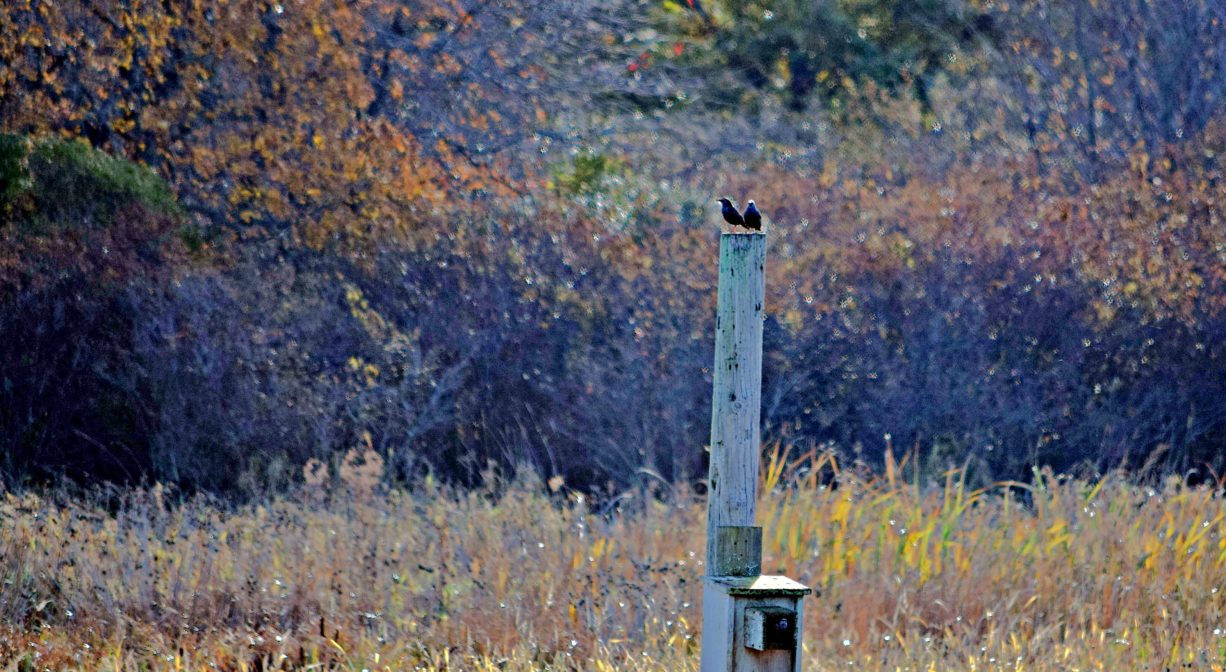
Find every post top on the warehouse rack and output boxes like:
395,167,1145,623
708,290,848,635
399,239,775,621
707,574,812,597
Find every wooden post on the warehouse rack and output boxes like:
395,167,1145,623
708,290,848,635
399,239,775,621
705,232,767,572
701,231,810,672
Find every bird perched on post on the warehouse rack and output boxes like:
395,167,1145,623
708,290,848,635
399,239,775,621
717,198,745,228
742,200,762,230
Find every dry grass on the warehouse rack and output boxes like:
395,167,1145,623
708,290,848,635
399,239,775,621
3,449,1226,671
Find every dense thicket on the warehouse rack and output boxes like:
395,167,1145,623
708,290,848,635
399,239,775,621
1,0,1223,495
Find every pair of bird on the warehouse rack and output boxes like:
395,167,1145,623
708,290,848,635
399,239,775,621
717,198,762,230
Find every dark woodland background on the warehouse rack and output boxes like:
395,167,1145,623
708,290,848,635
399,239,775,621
1,0,1223,497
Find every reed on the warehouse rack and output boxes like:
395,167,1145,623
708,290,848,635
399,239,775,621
3,449,1225,670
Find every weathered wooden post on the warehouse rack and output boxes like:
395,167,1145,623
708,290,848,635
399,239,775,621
702,232,810,672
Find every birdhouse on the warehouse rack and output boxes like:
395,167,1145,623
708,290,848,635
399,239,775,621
701,526,811,672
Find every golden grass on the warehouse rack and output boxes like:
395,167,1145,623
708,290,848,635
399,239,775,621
3,449,1226,671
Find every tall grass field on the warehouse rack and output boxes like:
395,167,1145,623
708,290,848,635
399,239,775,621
3,447,1226,671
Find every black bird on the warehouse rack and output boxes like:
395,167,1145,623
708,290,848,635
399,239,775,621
742,200,762,230
717,198,745,228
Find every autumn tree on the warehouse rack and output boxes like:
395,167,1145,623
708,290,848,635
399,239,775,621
2,0,1225,493
0,0,609,249
983,0,1226,178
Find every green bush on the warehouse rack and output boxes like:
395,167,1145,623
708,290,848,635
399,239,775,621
0,133,31,218
24,136,180,228
0,134,191,489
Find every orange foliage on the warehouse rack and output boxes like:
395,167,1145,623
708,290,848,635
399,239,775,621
715,121,1226,333
0,0,524,251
